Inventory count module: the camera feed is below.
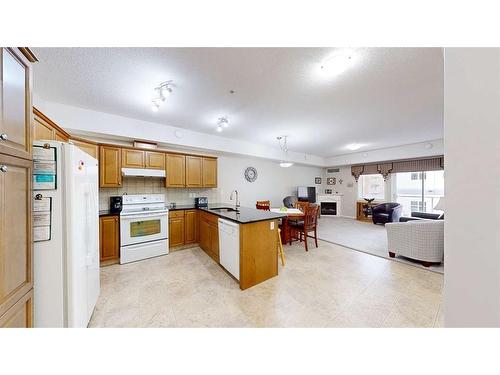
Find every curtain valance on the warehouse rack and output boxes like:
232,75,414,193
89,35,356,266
351,156,444,181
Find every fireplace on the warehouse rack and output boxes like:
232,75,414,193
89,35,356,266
321,202,337,216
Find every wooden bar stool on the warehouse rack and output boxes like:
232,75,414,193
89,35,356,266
277,228,285,266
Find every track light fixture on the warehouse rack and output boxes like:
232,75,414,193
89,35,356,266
216,116,229,132
151,81,173,112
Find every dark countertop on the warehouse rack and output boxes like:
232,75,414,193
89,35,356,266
100,203,286,224
99,210,120,217
199,203,286,224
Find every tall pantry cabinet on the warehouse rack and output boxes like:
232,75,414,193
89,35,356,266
0,48,37,328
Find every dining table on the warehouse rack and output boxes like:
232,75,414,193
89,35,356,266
270,207,305,245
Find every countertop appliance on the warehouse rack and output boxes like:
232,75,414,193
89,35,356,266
195,197,208,208
110,196,123,213
34,141,100,328
218,218,240,280
120,194,169,264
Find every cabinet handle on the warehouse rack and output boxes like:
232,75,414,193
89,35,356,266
0,133,8,141
0,165,7,173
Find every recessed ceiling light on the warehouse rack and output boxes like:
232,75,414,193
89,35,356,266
320,49,356,77
346,143,363,151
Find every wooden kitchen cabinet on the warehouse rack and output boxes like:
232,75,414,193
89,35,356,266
99,146,122,187
0,154,33,318
184,209,199,244
99,215,120,264
0,48,33,160
145,151,165,170
199,211,219,262
202,157,217,187
166,153,186,187
32,108,71,143
71,137,99,159
185,156,202,187
122,148,145,168
169,211,185,248
0,289,33,328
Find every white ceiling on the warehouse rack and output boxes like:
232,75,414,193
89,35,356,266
32,48,443,158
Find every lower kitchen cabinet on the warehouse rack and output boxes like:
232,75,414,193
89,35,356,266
199,211,219,262
184,209,199,244
0,289,33,328
99,215,120,265
168,211,185,248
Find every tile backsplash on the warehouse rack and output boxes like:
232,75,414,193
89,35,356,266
99,177,220,210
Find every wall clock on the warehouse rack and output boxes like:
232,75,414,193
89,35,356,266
244,167,258,182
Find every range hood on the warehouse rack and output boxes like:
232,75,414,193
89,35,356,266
121,168,166,178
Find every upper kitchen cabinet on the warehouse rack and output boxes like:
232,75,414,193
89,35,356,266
202,157,217,187
185,155,202,187
122,148,145,168
145,151,165,170
0,154,33,319
0,48,34,160
100,145,122,187
70,137,99,159
32,108,70,143
166,153,185,187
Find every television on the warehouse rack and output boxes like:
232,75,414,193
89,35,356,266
297,186,316,203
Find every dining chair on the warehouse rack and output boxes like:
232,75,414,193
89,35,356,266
294,201,310,213
289,204,319,251
256,200,271,210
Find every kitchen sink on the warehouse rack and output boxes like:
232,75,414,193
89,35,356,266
211,207,239,213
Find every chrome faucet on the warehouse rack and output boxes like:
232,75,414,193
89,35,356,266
230,190,240,210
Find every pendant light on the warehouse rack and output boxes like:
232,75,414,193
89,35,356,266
277,136,294,168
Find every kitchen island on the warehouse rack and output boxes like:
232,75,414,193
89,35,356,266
194,204,286,290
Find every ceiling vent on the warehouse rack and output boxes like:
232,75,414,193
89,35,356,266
326,168,340,174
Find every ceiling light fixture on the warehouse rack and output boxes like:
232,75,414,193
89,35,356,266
277,136,294,168
151,80,173,112
346,143,363,151
216,116,229,132
320,49,355,77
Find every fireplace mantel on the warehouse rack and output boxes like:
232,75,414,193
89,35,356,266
317,194,342,216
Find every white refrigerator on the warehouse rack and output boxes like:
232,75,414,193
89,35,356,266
33,141,100,328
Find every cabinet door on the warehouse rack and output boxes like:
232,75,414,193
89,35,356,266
199,217,210,253
202,158,217,187
145,151,165,170
33,116,54,141
185,156,202,187
0,48,32,160
122,149,145,168
184,209,199,244
99,146,122,187
0,289,33,328
71,139,98,159
0,154,32,317
99,216,120,262
209,222,220,262
166,154,185,187
169,216,185,247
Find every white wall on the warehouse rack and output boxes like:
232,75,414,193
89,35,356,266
444,48,500,327
217,154,324,208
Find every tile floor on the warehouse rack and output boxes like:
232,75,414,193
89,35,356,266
89,240,444,328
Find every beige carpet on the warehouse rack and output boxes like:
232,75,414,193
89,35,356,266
317,216,444,274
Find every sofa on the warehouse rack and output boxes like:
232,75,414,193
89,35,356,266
399,211,444,222
385,220,444,267
372,203,403,225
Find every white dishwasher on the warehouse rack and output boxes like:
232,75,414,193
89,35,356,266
218,218,240,281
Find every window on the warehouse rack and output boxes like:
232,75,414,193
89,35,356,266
358,174,385,200
393,170,444,217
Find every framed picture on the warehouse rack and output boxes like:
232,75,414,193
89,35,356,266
325,189,332,194
327,177,336,185
315,177,322,184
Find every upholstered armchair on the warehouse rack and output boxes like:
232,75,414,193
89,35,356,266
372,203,402,224
385,220,444,267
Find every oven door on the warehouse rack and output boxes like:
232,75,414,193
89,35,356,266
120,212,168,246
